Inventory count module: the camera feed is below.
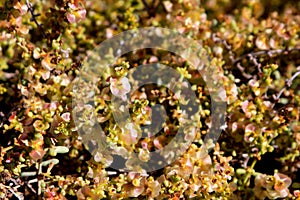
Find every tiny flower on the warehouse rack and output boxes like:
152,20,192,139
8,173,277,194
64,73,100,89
213,46,223,56
124,184,144,198
35,82,48,96
42,55,56,71
163,1,173,12
60,48,71,58
33,119,50,133
94,152,113,167
241,100,256,118
66,13,76,23
61,112,71,122
39,69,50,80
60,73,71,86
176,67,192,79
273,173,292,197
180,156,193,173
33,48,41,59
138,148,150,162
110,77,131,101
67,3,86,23
149,56,158,63
231,122,238,132
183,125,197,141
244,123,256,143
106,28,114,38
118,123,141,146
94,152,102,162
141,140,148,149
147,180,161,198
294,190,300,197
15,17,29,34
225,82,239,104
249,79,259,88
254,174,267,187
8,112,17,122
49,102,59,111
254,173,292,199
218,88,227,100
255,35,269,50
241,100,249,113
263,101,272,108
13,2,28,15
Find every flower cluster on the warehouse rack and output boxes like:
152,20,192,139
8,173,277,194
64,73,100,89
254,172,292,199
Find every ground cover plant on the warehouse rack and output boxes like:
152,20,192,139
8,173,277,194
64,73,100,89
0,0,300,199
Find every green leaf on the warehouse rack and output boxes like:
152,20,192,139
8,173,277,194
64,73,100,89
53,146,69,154
41,159,59,167
236,168,246,175
21,171,37,177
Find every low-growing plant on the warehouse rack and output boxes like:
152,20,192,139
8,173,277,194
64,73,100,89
0,0,299,199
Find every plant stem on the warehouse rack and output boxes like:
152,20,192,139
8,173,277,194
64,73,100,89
243,159,257,186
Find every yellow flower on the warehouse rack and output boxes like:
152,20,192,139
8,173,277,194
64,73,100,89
33,119,49,134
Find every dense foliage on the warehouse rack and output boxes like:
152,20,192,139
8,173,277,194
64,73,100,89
0,0,300,199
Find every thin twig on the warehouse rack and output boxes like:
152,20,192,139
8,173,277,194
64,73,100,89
287,70,300,87
273,88,286,101
236,63,253,79
141,0,152,17
233,48,300,65
26,0,46,38
232,47,300,79
273,66,300,100
6,186,24,200
27,178,38,194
